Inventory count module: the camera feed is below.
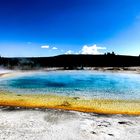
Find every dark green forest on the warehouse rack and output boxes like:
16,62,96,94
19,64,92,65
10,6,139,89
0,53,140,70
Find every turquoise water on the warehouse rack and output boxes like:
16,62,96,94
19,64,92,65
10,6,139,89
0,71,140,99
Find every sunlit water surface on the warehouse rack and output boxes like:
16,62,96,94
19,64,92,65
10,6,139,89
0,71,140,99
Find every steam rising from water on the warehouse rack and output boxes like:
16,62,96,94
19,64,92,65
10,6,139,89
1,71,140,100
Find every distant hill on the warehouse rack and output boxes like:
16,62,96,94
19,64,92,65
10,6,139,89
0,54,140,70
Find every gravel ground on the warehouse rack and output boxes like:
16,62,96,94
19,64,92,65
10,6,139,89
0,108,139,140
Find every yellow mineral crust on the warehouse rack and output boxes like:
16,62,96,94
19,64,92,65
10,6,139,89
0,92,140,115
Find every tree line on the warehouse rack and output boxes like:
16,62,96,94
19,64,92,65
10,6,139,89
0,53,140,70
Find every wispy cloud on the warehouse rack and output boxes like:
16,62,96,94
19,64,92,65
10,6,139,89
41,45,50,49
80,44,106,54
52,47,58,50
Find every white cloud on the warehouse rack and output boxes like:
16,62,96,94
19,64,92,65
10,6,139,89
52,47,58,50
64,44,106,55
65,50,73,54
41,45,50,49
80,44,106,54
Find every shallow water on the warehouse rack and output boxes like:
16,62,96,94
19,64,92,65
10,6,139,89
0,71,140,99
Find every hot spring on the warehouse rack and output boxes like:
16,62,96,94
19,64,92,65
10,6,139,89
0,71,140,100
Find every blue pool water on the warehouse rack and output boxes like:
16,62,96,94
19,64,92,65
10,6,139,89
0,71,140,99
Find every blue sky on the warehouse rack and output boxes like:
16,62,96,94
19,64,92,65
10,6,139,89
0,0,140,57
